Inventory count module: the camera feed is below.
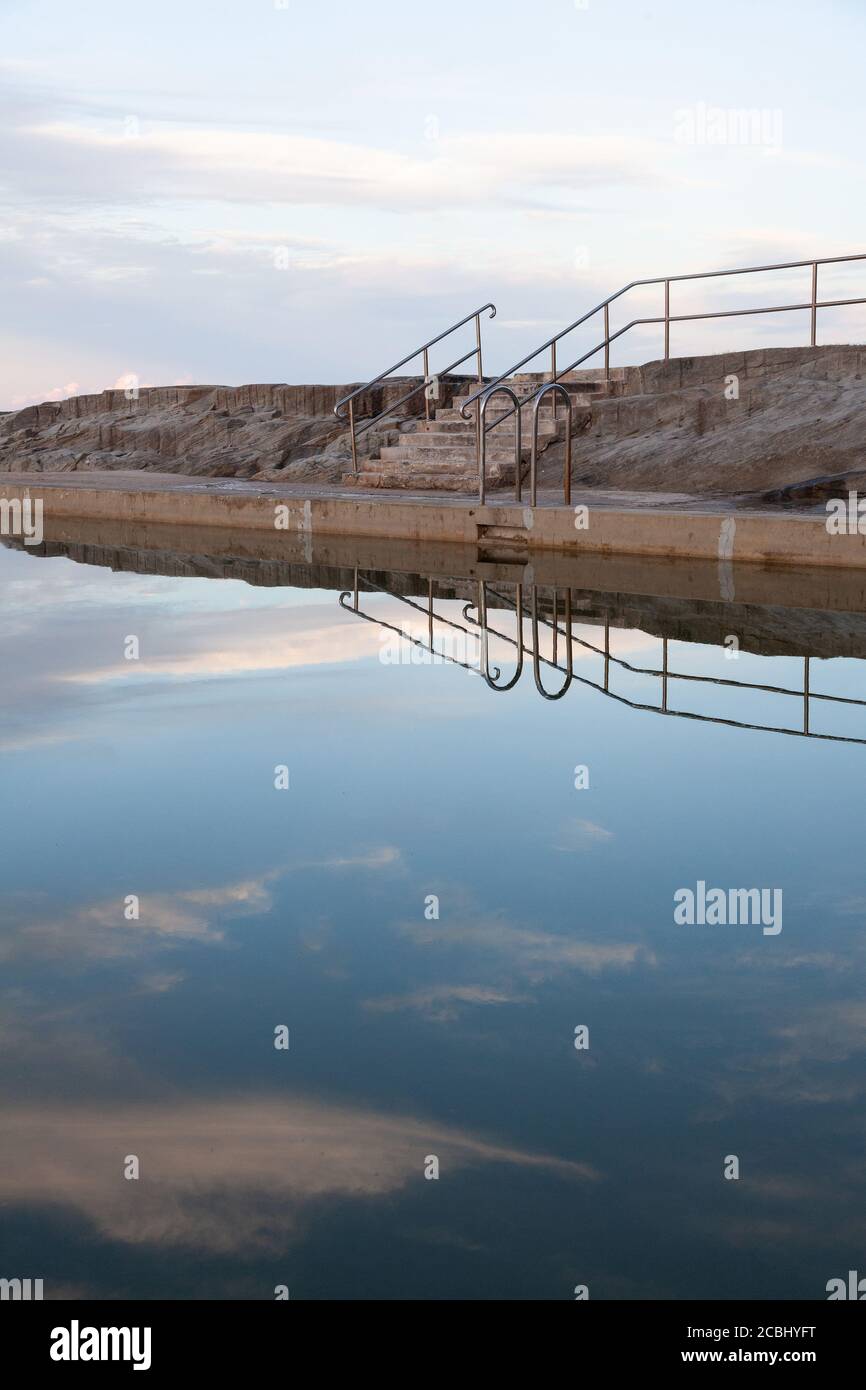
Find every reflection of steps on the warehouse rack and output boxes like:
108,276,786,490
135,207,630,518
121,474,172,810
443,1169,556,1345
344,370,627,490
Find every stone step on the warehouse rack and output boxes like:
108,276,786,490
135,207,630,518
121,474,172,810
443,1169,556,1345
377,442,543,464
437,398,565,413
414,417,480,433
360,462,478,478
345,466,518,490
507,367,628,384
412,427,557,447
387,427,556,450
449,396,589,415
438,409,566,429
343,469,478,490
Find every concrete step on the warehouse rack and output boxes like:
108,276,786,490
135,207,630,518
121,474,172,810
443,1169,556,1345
449,397,588,416
507,367,628,385
384,427,556,450
343,470,478,490
345,461,517,488
378,443,542,464
360,464,478,480
415,419,478,434
439,399,565,414
366,451,481,470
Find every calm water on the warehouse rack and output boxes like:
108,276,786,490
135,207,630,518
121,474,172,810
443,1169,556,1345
2,537,866,1301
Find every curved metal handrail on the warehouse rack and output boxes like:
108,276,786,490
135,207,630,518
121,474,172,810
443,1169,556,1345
473,581,524,691
477,384,522,504
531,588,573,700
464,584,866,740
530,382,573,506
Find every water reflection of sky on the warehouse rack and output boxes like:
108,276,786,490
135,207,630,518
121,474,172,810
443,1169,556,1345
2,541,866,1300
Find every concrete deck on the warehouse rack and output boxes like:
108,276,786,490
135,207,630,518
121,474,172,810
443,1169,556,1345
1,470,861,571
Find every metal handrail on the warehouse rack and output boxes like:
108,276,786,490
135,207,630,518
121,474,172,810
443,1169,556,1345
460,251,866,445
462,585,866,743
530,382,573,506
478,384,522,504
333,303,495,474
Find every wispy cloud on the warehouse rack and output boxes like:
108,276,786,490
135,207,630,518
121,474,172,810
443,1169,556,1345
363,983,528,1022
9,122,680,213
399,911,655,982
555,818,615,852
0,1095,599,1253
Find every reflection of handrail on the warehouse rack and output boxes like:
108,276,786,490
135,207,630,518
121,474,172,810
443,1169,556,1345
476,581,523,690
338,572,496,679
337,574,866,744
531,588,573,700
475,584,866,743
333,304,495,474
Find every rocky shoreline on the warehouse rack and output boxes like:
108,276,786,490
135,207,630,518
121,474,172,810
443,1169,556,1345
4,346,866,500
0,378,443,483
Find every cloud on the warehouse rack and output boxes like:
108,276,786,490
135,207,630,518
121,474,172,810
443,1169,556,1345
8,121,678,213
399,912,655,982
0,872,278,963
0,848,401,964
0,1095,598,1253
555,818,615,852
363,983,528,1022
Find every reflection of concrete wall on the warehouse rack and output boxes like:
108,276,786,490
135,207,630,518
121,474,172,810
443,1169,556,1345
9,522,866,659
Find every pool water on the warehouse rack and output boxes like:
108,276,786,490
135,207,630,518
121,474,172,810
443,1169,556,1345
1,538,865,1301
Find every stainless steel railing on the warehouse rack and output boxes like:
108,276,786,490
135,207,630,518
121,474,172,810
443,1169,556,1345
461,252,866,494
468,583,866,741
334,304,495,474
338,572,491,679
336,573,866,741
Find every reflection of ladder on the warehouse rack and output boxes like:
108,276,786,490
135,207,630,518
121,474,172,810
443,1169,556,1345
338,571,866,744
473,583,866,741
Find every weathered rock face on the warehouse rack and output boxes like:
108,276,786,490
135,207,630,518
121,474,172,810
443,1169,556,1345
536,344,866,497
0,379,444,481
4,347,866,495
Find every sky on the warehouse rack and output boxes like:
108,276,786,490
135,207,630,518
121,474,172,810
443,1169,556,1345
1,0,865,409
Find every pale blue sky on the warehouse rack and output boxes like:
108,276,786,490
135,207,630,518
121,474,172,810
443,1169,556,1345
1,0,865,408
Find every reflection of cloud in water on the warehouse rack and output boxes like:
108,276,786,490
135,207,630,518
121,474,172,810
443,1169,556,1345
0,848,402,963
398,913,655,982
363,983,530,1022
0,874,276,962
555,817,615,852
700,1000,866,1114
0,558,660,754
0,1097,598,1254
